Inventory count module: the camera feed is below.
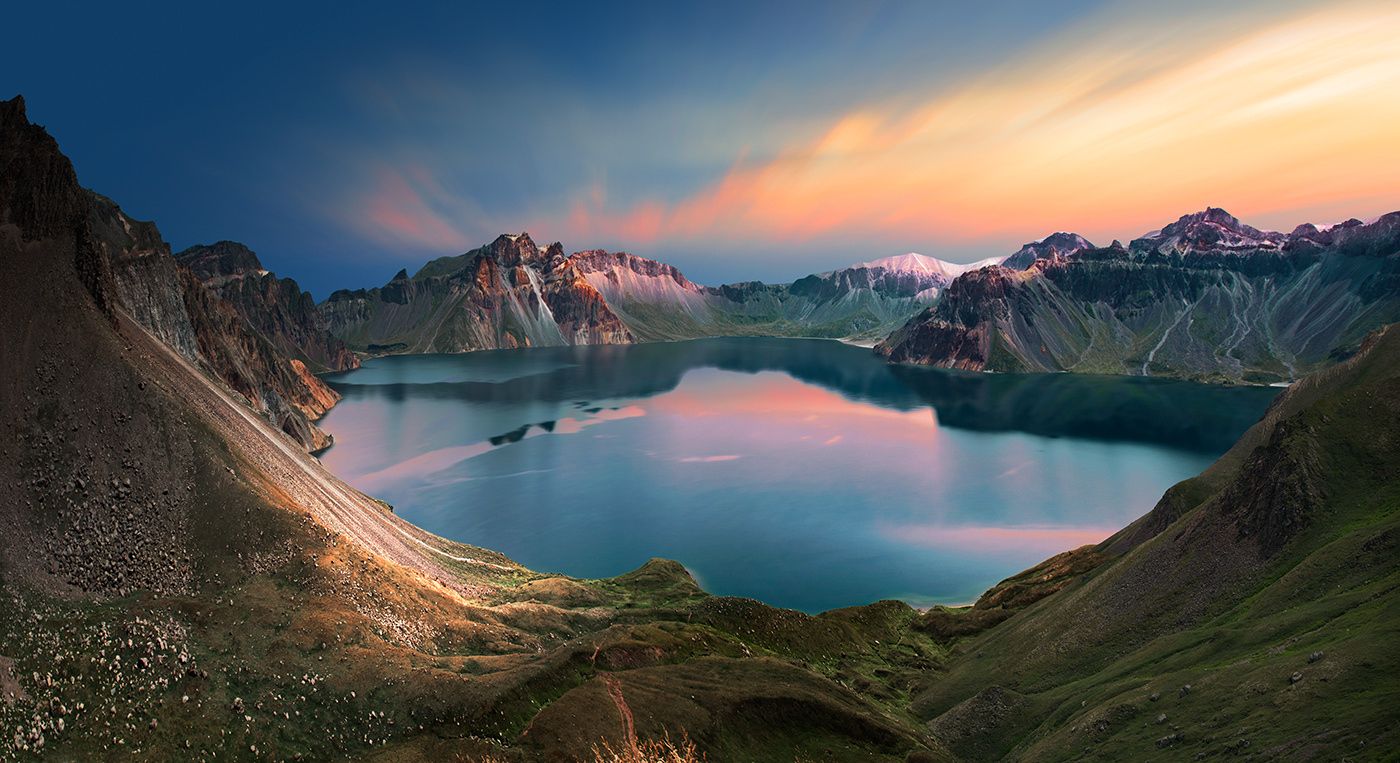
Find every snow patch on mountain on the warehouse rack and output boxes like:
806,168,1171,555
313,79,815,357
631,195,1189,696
855,252,1006,278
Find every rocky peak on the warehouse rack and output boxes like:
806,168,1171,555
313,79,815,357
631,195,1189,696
175,241,265,282
1004,232,1094,270
569,249,701,289
1,94,118,315
1132,207,1284,254
542,241,567,270
490,231,545,268
391,268,409,281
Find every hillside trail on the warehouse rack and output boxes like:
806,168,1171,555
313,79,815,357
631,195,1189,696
124,313,514,597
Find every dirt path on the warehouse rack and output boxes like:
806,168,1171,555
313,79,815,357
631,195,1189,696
125,315,515,595
601,673,638,756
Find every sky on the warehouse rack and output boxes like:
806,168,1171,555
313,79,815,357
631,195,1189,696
3,0,1398,297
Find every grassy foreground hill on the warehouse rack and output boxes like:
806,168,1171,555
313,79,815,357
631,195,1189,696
3,93,1398,761
912,324,1400,759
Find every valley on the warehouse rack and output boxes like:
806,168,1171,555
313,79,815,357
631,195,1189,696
2,87,1398,763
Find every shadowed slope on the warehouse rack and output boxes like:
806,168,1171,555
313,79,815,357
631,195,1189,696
912,325,1400,760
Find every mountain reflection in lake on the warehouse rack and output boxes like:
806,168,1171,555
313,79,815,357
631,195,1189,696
320,337,1278,612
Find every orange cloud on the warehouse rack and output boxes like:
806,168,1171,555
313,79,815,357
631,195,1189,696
567,0,1400,249
353,164,474,250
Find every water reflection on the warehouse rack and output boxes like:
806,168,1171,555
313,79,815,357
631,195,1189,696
319,338,1278,612
324,337,1276,453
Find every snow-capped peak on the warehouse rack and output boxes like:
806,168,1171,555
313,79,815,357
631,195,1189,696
856,252,1004,278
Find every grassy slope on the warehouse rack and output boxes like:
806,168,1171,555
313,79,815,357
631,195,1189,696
911,326,1400,761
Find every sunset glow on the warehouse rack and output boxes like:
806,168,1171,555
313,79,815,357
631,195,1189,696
550,1,1400,251
13,0,1396,291
338,0,1400,284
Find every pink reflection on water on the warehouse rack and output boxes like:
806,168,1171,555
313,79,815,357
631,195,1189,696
550,405,647,434
877,520,1117,556
641,371,942,479
651,372,936,430
354,442,495,491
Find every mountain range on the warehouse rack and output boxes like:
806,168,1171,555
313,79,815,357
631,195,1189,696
878,209,1400,382
319,239,1000,354
317,209,1398,386
3,93,1398,760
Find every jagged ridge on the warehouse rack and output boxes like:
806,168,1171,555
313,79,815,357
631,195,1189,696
876,210,1400,382
323,244,998,352
176,241,359,373
1,96,339,451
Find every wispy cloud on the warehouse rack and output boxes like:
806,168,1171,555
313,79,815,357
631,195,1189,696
317,0,1400,274
555,0,1400,249
360,165,467,249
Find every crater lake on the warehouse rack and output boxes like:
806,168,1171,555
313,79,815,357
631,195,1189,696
318,337,1279,613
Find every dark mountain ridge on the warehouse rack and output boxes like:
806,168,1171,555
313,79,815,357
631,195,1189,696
877,208,1400,382
2,96,340,451
176,240,359,373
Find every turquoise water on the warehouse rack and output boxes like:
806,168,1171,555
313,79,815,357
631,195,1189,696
320,337,1278,613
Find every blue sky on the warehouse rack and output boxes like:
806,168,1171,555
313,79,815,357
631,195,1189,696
4,0,1396,297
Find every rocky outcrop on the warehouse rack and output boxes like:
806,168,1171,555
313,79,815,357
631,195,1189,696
176,241,359,372
0,95,118,317
322,233,633,354
1002,232,1094,270
877,208,1400,382
0,95,337,451
325,245,998,352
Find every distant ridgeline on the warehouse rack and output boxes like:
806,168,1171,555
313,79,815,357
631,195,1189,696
321,208,1399,384
877,208,1400,383
319,235,993,352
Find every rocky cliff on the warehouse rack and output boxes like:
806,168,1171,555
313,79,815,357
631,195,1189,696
0,96,338,451
877,209,1400,382
176,240,359,373
321,233,633,354
324,245,996,352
